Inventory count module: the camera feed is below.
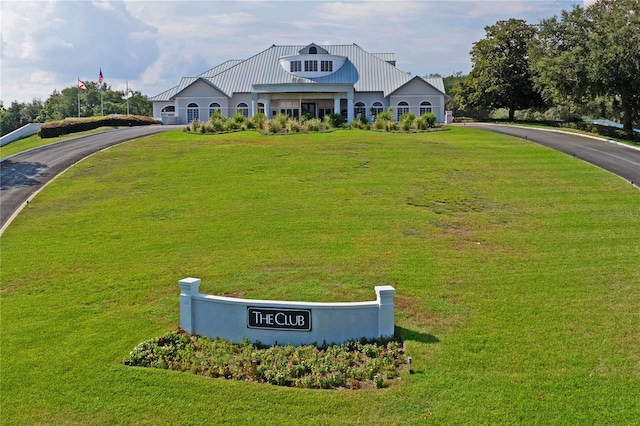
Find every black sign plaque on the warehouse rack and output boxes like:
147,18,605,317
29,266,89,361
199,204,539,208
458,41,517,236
247,307,311,331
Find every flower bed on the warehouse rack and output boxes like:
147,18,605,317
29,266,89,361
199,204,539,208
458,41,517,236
124,329,408,390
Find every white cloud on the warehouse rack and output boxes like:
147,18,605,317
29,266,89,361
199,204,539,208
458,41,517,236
1,0,584,104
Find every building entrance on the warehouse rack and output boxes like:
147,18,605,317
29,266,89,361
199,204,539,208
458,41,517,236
301,102,316,118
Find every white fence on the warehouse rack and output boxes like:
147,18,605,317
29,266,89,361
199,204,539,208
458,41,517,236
1,123,43,147
179,277,396,346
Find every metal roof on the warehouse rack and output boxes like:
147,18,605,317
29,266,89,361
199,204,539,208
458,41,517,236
150,59,244,101
152,44,444,100
424,77,446,94
197,59,244,79
372,53,396,64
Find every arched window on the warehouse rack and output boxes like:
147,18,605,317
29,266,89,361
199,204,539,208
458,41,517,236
187,103,199,123
419,101,432,115
209,102,221,117
309,46,317,54
371,102,384,117
396,101,409,120
258,102,265,115
237,102,249,118
354,102,366,119
161,106,175,113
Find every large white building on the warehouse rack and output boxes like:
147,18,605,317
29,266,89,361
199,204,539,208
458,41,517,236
151,43,447,125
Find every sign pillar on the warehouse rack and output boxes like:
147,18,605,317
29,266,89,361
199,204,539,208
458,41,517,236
179,277,201,333
375,285,396,338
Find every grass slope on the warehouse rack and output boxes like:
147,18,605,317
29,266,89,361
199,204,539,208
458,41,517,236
1,128,638,424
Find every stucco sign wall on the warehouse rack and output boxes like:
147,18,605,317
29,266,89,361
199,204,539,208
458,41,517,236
179,277,396,346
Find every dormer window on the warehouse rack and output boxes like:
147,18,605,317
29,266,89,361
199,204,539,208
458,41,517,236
304,60,318,72
279,48,346,78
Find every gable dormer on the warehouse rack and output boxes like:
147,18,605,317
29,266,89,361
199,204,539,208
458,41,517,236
280,43,346,79
298,43,329,55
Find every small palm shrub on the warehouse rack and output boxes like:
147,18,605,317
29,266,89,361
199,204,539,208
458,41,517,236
420,112,437,128
400,113,416,131
325,113,344,128
376,108,394,122
231,111,247,124
374,108,396,131
251,113,267,130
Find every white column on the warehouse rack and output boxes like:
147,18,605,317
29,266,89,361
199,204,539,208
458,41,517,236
334,93,341,116
179,277,201,333
346,90,354,123
375,285,396,338
251,93,258,118
263,94,271,117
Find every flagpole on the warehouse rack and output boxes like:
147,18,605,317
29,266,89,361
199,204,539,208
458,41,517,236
126,80,130,115
99,68,104,116
78,77,81,117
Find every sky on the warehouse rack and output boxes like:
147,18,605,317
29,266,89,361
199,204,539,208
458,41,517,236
1,0,596,105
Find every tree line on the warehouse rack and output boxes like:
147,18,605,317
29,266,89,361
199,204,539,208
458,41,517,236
1,82,152,136
447,0,639,132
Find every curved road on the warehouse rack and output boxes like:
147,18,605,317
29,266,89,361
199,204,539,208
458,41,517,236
1,125,180,231
1,124,638,232
465,123,640,187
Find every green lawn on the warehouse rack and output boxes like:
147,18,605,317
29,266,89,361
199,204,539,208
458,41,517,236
1,128,638,424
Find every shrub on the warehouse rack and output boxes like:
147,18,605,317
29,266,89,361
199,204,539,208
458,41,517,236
209,110,225,121
289,122,301,133
399,112,416,125
251,113,267,130
376,108,394,122
301,112,315,123
211,119,225,132
420,112,437,128
325,113,344,128
275,113,290,128
351,118,366,130
231,111,247,124
39,115,160,138
306,118,322,132
267,120,282,134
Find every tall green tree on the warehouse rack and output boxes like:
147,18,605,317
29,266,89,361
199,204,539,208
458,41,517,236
36,83,152,122
457,18,544,121
442,72,466,116
531,0,640,131
38,88,80,122
0,99,44,136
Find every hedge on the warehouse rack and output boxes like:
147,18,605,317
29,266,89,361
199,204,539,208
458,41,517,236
38,115,160,138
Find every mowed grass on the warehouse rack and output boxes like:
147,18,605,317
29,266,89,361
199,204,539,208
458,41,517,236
1,128,639,424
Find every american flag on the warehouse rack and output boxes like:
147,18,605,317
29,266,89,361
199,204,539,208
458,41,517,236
99,69,103,84
78,79,86,90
